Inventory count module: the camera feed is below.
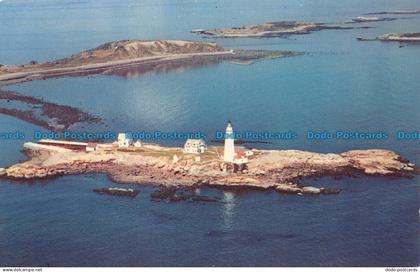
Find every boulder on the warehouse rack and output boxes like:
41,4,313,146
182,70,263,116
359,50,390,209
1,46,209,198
157,161,166,168
37,173,47,178
302,186,321,194
24,173,35,179
172,155,180,164
320,188,342,194
0,168,6,176
189,165,200,175
276,184,303,194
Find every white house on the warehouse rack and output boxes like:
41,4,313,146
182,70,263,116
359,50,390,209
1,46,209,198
184,139,207,154
117,133,133,148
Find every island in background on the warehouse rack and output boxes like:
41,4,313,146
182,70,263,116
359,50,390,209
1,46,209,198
357,33,420,42
363,9,420,15
191,21,361,38
0,40,299,86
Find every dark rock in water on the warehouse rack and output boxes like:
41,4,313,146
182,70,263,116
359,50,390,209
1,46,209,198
150,186,178,200
277,184,342,195
413,166,420,175
93,187,139,197
276,184,303,194
151,186,222,203
320,188,343,195
356,37,377,41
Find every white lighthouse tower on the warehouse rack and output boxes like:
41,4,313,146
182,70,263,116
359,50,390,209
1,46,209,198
223,121,235,163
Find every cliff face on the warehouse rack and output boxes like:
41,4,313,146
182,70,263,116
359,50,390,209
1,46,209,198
43,40,226,68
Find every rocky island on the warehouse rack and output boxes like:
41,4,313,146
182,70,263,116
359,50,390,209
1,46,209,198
378,33,420,42
363,9,420,15
0,40,298,86
0,139,416,196
347,16,397,23
357,33,420,42
191,21,362,38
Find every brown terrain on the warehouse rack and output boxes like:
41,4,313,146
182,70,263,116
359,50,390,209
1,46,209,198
0,40,298,85
0,142,416,196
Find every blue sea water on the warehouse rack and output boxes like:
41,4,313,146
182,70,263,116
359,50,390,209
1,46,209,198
0,0,419,267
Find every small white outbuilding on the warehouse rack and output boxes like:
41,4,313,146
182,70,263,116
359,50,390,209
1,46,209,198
133,140,143,148
86,142,97,152
183,139,207,154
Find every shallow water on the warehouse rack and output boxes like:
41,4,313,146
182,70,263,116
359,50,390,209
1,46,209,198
0,0,419,267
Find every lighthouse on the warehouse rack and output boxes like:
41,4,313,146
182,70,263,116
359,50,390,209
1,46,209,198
223,121,235,162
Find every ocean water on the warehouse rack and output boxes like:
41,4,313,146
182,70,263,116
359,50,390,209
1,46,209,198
0,0,419,267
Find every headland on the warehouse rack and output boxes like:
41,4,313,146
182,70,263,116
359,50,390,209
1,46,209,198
0,40,298,86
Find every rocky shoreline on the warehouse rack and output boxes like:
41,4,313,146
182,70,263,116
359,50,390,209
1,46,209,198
0,142,416,196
